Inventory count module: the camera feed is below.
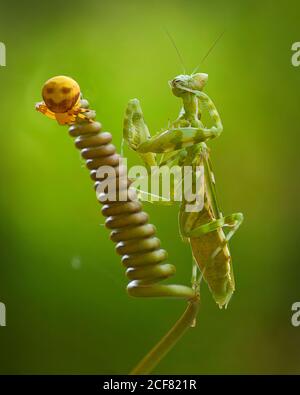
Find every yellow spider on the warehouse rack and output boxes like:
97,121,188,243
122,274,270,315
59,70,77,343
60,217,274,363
36,75,89,125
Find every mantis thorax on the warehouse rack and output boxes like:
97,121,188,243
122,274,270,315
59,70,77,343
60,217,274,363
170,73,208,128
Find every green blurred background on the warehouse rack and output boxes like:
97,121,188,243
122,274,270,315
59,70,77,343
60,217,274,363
0,0,299,374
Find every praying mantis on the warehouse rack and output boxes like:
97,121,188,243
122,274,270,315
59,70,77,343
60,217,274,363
123,72,244,308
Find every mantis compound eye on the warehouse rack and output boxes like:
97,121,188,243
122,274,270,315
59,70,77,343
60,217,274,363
191,73,208,90
42,75,81,113
171,77,184,87
170,78,188,97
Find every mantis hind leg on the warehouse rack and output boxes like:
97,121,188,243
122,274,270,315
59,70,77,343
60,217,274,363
184,212,244,239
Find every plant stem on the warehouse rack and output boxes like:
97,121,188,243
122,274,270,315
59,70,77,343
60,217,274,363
130,298,200,375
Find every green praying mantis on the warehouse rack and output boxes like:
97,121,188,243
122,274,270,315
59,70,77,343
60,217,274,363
123,72,244,308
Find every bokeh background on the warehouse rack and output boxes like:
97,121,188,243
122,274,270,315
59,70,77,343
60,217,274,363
0,0,299,374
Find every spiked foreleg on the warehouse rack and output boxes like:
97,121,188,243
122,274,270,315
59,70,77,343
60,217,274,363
137,92,223,154
123,98,157,167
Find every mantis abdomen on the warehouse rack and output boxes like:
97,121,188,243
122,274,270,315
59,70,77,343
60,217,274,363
189,204,234,308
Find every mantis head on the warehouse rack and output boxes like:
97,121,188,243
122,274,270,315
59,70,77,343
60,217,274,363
169,73,208,97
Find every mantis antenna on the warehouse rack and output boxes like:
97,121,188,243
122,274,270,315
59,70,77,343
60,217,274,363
164,28,186,73
192,30,226,74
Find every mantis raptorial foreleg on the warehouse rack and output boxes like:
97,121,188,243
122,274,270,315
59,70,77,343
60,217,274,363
136,92,223,153
123,98,157,167
124,93,222,156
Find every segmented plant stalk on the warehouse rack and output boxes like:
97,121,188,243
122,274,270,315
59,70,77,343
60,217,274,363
68,99,200,374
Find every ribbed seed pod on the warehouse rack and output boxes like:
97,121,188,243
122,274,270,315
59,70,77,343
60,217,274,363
69,101,195,300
